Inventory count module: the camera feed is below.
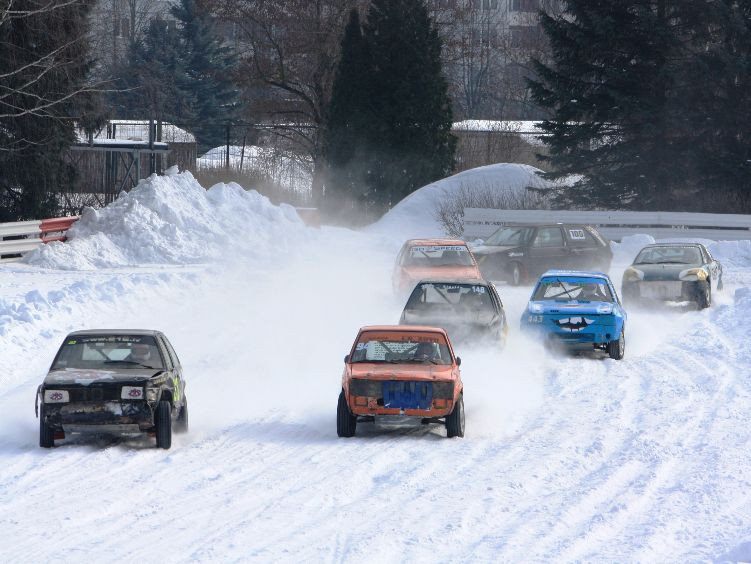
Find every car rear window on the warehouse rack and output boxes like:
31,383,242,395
406,282,494,311
402,245,475,267
351,332,452,365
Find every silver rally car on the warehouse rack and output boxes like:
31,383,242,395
36,330,188,449
621,243,723,309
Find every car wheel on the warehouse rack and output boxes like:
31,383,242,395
608,330,625,360
510,262,523,286
445,393,465,438
174,396,189,434
155,400,172,449
696,281,711,309
39,409,54,448
337,390,357,437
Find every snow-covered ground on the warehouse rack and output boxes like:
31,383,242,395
1,172,751,561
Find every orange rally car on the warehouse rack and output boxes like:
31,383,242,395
337,326,465,438
392,239,482,294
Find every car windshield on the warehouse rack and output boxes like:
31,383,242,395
532,277,614,303
634,246,702,265
351,332,452,365
402,245,475,267
405,282,494,313
51,335,164,370
484,226,533,247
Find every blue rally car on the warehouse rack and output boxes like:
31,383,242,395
520,270,627,360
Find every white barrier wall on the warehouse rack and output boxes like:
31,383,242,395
462,208,751,241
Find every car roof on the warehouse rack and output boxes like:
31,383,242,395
640,242,706,249
540,269,611,280
414,277,489,286
66,329,162,337
405,238,468,247
494,223,587,228
359,325,449,336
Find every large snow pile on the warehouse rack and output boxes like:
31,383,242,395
25,171,305,270
368,163,554,240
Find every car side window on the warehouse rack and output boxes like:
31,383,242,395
156,336,174,370
161,336,181,369
701,246,713,264
533,227,564,248
567,227,599,247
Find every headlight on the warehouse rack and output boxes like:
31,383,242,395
146,387,159,402
528,302,543,313
679,268,708,281
44,389,69,403
121,386,144,400
597,304,614,314
623,267,644,282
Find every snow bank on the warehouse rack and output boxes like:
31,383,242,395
368,163,553,240
25,172,306,270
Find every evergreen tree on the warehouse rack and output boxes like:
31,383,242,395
324,0,454,214
0,0,98,221
172,0,239,151
323,9,374,214
112,0,239,152
530,1,697,210
363,0,455,211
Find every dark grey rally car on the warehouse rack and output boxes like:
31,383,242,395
36,330,188,449
621,243,723,309
399,279,508,347
471,224,612,285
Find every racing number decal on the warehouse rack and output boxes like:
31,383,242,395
172,375,181,402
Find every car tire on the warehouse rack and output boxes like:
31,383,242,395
175,396,189,434
696,281,711,310
155,400,172,449
510,262,523,286
39,409,54,448
337,390,357,437
445,393,465,438
608,330,625,360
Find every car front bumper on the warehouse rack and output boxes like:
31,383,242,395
623,280,703,301
43,401,156,433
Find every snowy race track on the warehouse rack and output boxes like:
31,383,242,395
2,175,751,562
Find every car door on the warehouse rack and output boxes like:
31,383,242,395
158,334,184,407
527,226,568,277
564,226,602,270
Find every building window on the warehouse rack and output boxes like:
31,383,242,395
511,0,539,12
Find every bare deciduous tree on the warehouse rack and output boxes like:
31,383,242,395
207,0,367,204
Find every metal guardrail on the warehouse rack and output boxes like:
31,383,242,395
0,217,78,262
462,208,751,242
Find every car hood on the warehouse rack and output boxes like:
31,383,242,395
401,265,480,281
350,364,454,380
528,300,614,315
471,244,519,257
44,367,163,386
630,263,701,281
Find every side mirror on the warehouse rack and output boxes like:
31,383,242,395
344,355,350,364
456,356,462,366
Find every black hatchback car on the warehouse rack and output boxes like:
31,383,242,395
471,224,612,285
36,330,188,449
399,279,508,348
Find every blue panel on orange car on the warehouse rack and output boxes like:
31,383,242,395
382,381,433,410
